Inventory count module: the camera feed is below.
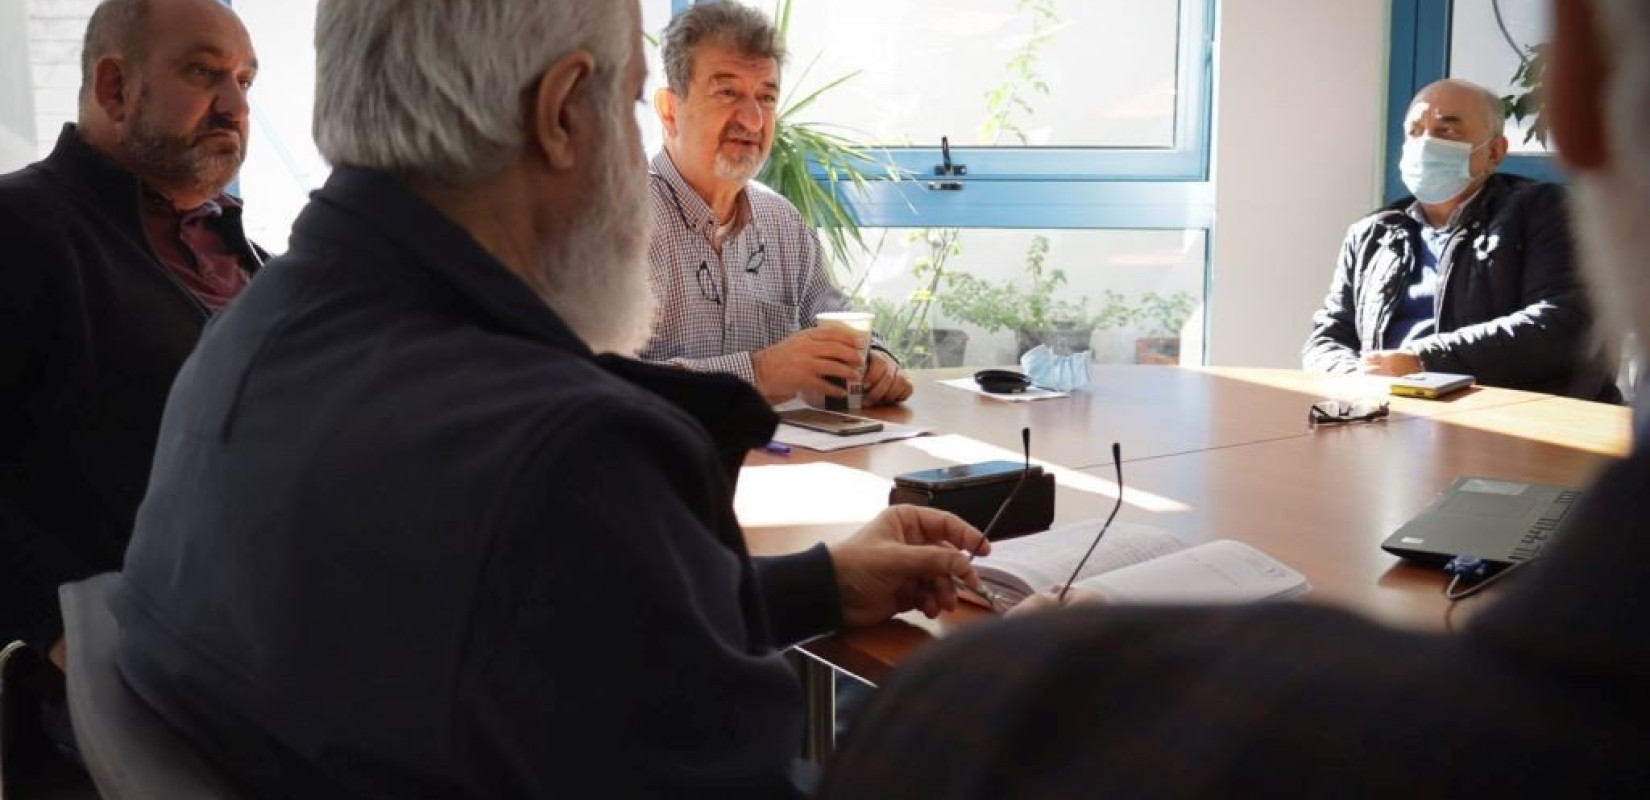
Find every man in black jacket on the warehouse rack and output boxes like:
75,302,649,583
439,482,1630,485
822,2,1650,795
0,0,261,670
1303,78,1617,401
115,1,984,797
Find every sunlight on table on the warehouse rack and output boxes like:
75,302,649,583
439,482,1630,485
900,434,1190,513
734,462,895,528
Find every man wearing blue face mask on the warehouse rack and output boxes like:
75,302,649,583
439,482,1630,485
1303,78,1619,401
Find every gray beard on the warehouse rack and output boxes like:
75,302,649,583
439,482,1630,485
1569,0,1650,371
123,89,243,201
713,149,764,184
534,107,658,356
1571,171,1650,369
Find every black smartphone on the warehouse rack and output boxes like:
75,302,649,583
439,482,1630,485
778,408,884,436
893,460,1028,491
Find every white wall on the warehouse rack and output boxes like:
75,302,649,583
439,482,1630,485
1207,0,1390,368
0,0,38,171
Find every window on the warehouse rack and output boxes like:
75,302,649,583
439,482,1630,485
728,0,1215,367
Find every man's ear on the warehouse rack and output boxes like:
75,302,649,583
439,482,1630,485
1550,0,1608,170
92,56,133,123
527,50,597,173
1487,134,1510,168
654,86,679,140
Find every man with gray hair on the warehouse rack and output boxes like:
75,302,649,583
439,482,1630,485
1303,77,1617,400
822,3,1650,793
0,0,260,736
114,1,984,796
643,1,913,407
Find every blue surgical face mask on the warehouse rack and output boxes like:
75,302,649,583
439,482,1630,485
1400,136,1491,205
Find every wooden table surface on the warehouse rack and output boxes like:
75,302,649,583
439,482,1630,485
739,366,1631,684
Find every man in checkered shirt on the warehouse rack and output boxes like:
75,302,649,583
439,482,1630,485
641,2,912,406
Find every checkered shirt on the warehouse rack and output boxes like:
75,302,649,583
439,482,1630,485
640,150,861,386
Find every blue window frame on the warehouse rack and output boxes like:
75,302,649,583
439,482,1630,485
680,0,1216,231
1385,0,1563,203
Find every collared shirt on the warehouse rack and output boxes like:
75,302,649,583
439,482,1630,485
640,149,857,385
140,187,252,313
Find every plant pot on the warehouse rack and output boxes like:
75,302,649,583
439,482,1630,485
1016,323,1094,358
1135,336,1180,365
929,328,969,367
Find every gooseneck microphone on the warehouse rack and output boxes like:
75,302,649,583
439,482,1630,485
969,427,1033,558
1059,442,1123,602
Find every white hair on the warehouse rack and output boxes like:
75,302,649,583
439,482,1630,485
313,0,627,186
533,94,657,355
1570,0,1650,354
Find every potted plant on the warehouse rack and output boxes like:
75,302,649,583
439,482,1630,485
756,0,898,284
1130,291,1197,365
857,229,970,368
940,236,1128,358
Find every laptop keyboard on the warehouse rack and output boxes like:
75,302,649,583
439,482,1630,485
1510,490,1581,562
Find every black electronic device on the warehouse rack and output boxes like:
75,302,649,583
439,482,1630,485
973,369,1032,394
777,408,883,436
1380,477,1581,566
894,460,1025,491
889,431,1054,540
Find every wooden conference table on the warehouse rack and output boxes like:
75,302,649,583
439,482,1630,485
736,366,1632,756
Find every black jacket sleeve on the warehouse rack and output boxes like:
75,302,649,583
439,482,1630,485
1302,224,1367,374
456,398,827,797
0,212,88,652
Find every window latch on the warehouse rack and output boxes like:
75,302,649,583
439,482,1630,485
929,136,966,190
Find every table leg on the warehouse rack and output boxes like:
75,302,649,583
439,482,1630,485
787,650,835,762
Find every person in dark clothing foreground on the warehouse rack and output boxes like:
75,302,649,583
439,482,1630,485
114,1,983,797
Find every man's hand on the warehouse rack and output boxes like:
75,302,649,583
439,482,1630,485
863,350,913,406
49,634,66,672
1359,349,1423,377
829,505,988,627
752,327,864,403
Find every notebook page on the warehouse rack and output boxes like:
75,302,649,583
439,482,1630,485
974,521,1184,605
1076,539,1311,604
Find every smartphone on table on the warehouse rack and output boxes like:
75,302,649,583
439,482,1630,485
892,460,1027,491
777,408,884,436
1389,372,1474,399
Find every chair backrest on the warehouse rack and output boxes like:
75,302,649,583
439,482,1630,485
59,573,247,800
0,639,27,800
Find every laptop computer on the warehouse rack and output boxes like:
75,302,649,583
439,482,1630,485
1380,477,1583,567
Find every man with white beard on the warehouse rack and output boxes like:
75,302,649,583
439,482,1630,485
112,1,986,796
642,2,913,406
821,1,1650,794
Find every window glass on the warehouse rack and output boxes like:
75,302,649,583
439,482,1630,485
844,228,1205,368
1448,0,1551,154
780,0,1181,150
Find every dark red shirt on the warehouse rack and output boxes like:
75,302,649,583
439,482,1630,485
140,188,251,313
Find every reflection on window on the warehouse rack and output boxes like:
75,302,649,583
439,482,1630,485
780,0,1180,149
842,228,1205,368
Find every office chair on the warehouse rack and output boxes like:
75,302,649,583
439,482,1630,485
58,574,247,800
1,640,97,800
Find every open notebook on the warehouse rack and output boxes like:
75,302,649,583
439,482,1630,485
973,520,1310,608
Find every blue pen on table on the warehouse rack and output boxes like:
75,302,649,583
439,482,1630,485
761,441,792,456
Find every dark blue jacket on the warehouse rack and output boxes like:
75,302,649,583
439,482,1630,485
115,168,840,798
0,125,263,653
1303,174,1617,401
